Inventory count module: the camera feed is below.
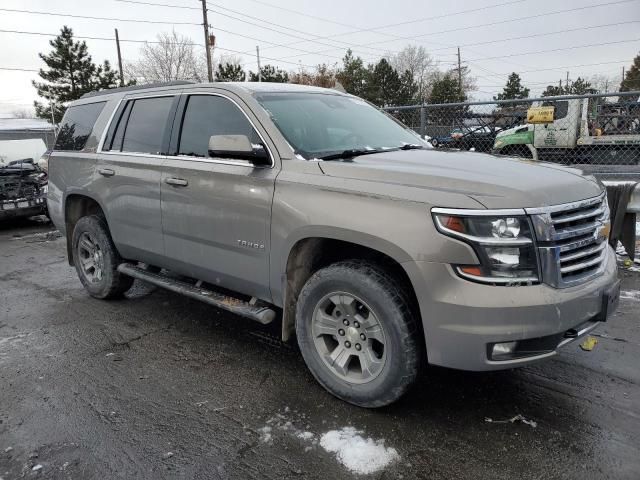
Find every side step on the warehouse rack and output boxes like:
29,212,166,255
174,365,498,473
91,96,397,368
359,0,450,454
117,263,276,325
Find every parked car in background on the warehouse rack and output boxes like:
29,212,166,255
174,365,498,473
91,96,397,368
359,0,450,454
47,81,619,407
0,158,48,220
430,126,500,152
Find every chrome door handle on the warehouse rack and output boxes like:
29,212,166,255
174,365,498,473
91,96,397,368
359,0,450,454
98,168,115,177
165,177,188,187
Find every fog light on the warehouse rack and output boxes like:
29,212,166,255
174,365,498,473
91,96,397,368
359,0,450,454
492,341,518,358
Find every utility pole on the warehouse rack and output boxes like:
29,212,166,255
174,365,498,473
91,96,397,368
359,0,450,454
49,102,56,130
115,28,124,87
256,45,262,82
457,47,462,100
566,71,570,90
622,66,625,84
201,0,213,82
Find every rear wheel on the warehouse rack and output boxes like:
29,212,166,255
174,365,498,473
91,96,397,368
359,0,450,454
72,215,133,299
296,261,422,407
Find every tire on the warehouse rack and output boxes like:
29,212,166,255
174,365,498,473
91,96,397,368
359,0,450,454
296,260,422,408
430,138,438,147
71,215,133,299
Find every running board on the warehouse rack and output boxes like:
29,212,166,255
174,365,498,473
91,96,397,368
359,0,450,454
117,263,276,325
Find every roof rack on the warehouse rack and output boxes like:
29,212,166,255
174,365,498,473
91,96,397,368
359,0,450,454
80,80,197,99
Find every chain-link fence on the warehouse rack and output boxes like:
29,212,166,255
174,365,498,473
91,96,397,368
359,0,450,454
384,91,640,180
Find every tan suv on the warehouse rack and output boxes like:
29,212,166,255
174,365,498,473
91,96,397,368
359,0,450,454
46,81,620,407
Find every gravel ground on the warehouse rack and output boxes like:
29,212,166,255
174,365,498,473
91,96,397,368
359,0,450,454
1,217,639,480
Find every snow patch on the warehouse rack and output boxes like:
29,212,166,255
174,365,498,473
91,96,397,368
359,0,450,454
621,290,640,301
258,426,272,443
319,427,399,475
296,431,314,441
485,414,537,428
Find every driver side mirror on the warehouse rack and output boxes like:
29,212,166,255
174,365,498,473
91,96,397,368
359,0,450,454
208,135,270,166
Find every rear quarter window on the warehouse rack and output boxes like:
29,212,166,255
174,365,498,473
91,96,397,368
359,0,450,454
54,102,106,151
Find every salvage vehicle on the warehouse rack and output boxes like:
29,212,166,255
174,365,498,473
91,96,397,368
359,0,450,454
430,126,499,152
0,158,48,220
47,82,620,407
492,96,640,173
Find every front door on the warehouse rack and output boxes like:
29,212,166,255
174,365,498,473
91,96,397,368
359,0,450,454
160,92,278,302
534,100,579,149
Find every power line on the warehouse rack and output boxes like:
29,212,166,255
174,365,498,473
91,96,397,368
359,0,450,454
265,0,637,63
466,37,640,62
0,7,201,25
492,59,633,76
254,0,527,51
0,67,39,72
114,0,390,59
0,28,205,46
0,30,317,69
428,20,640,52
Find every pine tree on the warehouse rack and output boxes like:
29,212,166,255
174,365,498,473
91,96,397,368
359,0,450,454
215,62,246,82
429,75,464,104
494,73,530,100
620,52,640,96
336,49,369,98
248,64,289,83
368,58,402,106
568,77,593,94
33,26,121,123
397,70,418,105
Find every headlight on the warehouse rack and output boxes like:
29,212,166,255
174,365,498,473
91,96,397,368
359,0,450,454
432,211,539,285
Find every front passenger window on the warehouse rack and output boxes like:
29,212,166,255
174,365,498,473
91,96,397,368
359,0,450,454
178,95,261,158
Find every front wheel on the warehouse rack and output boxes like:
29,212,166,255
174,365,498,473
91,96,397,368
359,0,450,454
295,261,422,407
71,215,133,299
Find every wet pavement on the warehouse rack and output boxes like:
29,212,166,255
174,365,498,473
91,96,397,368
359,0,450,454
1,217,639,479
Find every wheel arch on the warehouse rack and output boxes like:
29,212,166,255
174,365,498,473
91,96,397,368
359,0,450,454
63,192,107,265
279,231,421,343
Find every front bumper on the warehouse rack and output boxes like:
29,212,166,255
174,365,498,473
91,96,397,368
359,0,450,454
404,245,619,371
0,195,47,220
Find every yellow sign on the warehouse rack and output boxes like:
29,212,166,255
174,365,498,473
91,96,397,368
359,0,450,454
527,106,555,124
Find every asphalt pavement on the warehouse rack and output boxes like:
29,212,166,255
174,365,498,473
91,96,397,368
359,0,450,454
1,217,639,479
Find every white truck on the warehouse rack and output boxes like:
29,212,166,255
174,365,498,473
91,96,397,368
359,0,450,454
492,96,640,177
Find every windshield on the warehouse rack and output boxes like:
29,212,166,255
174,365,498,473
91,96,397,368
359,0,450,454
255,93,424,159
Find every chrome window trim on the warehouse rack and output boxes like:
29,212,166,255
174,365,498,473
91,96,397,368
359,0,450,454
173,91,275,168
431,207,526,217
97,94,172,153
524,191,605,215
97,91,275,169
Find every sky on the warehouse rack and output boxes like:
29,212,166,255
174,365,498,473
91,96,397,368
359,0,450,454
0,0,639,116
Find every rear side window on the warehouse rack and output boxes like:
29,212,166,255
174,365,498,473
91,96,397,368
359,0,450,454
178,95,261,158
54,102,106,151
119,97,174,154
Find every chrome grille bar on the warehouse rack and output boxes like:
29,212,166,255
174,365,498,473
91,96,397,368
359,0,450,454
526,192,609,288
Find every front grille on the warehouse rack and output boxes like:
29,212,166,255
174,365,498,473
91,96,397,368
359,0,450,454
527,193,609,288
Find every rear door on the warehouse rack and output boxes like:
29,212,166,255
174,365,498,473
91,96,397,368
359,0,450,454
160,91,278,301
95,93,180,264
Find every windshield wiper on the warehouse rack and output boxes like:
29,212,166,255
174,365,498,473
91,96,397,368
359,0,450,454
317,148,385,161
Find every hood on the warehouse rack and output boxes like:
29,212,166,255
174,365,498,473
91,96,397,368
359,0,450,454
318,149,603,209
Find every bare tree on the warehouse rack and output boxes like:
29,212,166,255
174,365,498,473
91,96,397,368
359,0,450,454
387,45,438,101
290,64,337,88
125,31,208,84
589,74,616,94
